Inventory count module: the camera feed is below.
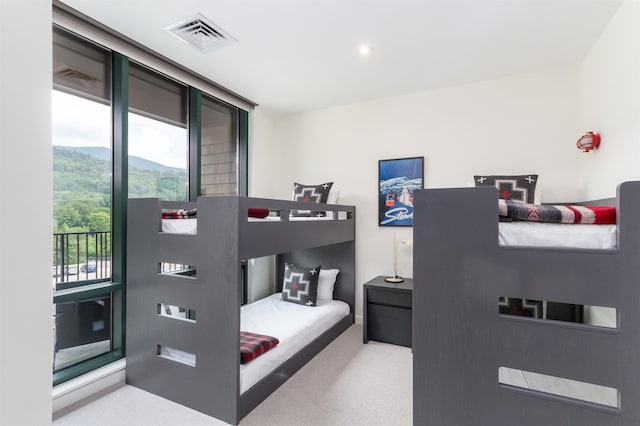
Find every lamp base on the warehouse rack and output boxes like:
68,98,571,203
384,276,404,283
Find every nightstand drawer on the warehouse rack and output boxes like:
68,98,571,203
367,304,412,347
367,288,412,308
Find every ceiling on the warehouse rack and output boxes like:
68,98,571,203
60,0,623,115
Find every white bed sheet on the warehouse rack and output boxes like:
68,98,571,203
498,222,616,249
161,212,348,235
158,293,349,394
240,293,350,393
161,218,198,234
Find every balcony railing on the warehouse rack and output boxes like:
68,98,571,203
53,231,111,290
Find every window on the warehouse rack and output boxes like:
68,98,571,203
201,95,238,196
52,27,116,378
52,24,249,385
128,63,188,201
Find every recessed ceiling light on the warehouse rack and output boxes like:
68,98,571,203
359,44,374,57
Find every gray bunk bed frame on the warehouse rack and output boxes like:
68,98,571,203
126,196,356,425
412,181,640,425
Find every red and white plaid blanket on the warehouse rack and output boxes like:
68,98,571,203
162,208,197,219
161,207,270,219
498,199,616,224
240,331,279,364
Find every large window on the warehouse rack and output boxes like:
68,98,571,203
128,63,188,201
201,95,238,196
52,27,115,377
52,25,248,385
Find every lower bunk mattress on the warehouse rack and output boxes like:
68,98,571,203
239,293,350,393
158,293,350,394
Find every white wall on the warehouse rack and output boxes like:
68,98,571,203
252,67,583,321
249,108,279,197
0,0,53,424
579,0,640,199
578,0,639,327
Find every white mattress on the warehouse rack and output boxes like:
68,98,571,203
161,212,348,235
161,218,198,234
240,293,350,393
498,222,616,249
158,293,349,394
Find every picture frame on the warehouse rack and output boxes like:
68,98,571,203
378,156,424,227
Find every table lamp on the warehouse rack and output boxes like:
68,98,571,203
385,233,413,283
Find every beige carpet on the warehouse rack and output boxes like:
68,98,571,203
54,324,413,426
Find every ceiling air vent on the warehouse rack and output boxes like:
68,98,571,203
166,14,236,52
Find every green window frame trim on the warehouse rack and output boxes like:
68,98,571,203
238,109,249,197
189,88,202,201
52,49,129,387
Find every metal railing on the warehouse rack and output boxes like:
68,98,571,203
53,231,111,289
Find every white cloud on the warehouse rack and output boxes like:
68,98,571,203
52,90,110,148
128,114,187,169
52,90,187,169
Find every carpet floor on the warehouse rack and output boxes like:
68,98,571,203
53,324,413,426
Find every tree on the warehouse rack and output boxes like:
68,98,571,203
88,211,110,232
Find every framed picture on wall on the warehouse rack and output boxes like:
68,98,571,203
378,156,424,227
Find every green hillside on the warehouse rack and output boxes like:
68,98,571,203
58,146,184,173
53,146,187,233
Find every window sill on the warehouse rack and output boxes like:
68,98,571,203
52,358,126,418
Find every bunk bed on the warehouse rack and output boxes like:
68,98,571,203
412,181,640,425
126,196,356,425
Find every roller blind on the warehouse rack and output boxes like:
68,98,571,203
53,26,110,105
52,0,256,112
129,62,187,128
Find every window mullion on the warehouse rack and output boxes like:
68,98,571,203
238,109,248,196
189,87,202,201
111,52,128,354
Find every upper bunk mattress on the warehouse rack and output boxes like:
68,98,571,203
498,222,616,249
162,212,348,235
240,293,350,394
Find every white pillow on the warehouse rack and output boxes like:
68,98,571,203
317,269,340,301
327,189,339,204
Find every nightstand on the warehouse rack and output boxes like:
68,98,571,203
363,275,413,348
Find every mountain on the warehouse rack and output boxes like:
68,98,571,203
55,145,185,173
53,146,187,232
379,177,423,195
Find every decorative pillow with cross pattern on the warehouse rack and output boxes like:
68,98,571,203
282,263,321,307
473,175,538,204
291,182,334,217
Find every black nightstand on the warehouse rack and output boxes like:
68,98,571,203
363,276,413,348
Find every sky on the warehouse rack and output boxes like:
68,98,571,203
52,90,187,169
379,157,423,182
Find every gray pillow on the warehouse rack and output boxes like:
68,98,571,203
291,182,333,217
282,263,321,307
474,175,538,204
